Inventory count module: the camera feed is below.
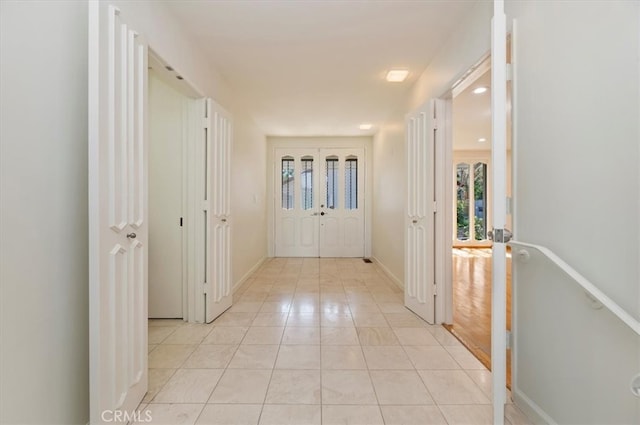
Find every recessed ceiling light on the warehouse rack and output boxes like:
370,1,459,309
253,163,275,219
359,123,373,130
478,138,487,143
386,70,409,82
473,86,488,94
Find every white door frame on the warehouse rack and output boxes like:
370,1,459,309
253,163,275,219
267,137,372,258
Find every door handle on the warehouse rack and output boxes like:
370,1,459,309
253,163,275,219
221,218,227,222
126,233,137,239
320,212,325,216
488,228,512,243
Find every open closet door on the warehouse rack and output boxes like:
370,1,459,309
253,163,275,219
405,99,445,324
204,99,233,323
88,2,148,422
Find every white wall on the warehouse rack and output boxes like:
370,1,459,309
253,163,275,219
372,0,493,285
232,114,268,287
0,1,90,423
372,124,406,285
506,1,640,423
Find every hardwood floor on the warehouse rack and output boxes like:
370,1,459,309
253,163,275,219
446,247,512,387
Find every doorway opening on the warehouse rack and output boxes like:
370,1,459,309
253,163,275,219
445,56,513,385
148,58,186,320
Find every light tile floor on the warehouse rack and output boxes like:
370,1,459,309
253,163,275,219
139,258,532,425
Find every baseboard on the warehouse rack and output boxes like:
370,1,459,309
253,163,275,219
233,256,267,293
512,387,555,425
371,256,404,290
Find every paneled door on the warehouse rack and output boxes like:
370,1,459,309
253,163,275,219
203,99,233,323
274,147,365,257
405,99,446,325
318,148,365,257
275,148,320,257
89,2,148,423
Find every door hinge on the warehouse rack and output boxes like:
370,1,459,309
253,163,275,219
203,282,210,295
433,201,437,214
433,282,437,296
506,63,513,82
506,330,512,349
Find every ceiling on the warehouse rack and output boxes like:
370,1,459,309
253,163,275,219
163,0,477,136
452,69,492,151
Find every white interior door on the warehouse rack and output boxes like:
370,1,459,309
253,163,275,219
318,148,365,257
89,2,148,422
204,99,233,323
274,148,320,257
405,100,445,324
148,71,183,319
491,0,508,422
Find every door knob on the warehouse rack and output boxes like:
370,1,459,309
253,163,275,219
488,228,512,243
126,233,137,239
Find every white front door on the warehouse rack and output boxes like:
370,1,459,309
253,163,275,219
89,2,148,422
275,148,320,257
318,148,365,257
274,147,365,257
204,99,233,323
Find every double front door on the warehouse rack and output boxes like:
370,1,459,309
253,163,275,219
275,147,365,257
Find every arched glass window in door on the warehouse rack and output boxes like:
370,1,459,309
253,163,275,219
456,161,488,242
281,156,294,210
326,156,339,209
301,156,314,210
345,156,358,209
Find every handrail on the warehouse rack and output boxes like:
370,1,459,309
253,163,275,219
509,240,640,337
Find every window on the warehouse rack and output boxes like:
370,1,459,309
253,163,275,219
455,161,488,242
326,156,338,209
301,156,313,210
473,162,487,240
345,156,358,209
281,156,294,210
456,163,470,240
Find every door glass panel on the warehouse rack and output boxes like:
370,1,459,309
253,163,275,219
326,156,338,209
474,162,487,240
456,163,470,240
282,156,294,210
301,156,314,210
345,156,358,209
